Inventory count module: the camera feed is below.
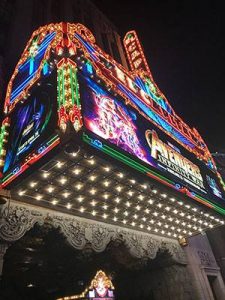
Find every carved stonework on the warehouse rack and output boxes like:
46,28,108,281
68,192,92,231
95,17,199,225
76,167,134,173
197,250,212,266
0,204,44,242
0,202,187,264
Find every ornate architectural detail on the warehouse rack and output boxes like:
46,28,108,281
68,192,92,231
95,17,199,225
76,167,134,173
0,202,187,264
0,204,44,242
197,250,212,267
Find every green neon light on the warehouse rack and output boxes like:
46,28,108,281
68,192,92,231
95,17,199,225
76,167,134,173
0,125,6,155
62,67,65,106
70,65,75,105
82,133,225,216
57,69,64,108
74,68,80,107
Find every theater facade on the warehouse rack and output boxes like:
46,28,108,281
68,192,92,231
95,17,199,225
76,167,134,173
0,23,225,299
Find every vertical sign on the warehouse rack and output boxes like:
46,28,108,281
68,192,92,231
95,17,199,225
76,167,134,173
123,30,151,74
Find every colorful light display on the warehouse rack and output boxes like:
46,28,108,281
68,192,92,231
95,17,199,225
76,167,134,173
1,22,225,217
79,71,225,212
57,270,114,300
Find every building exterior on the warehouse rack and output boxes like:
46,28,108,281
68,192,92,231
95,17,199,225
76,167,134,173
0,2,225,300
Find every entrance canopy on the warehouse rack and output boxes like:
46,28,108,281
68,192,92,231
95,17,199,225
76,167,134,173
0,23,225,239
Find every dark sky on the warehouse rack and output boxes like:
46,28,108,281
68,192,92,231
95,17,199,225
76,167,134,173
93,0,225,153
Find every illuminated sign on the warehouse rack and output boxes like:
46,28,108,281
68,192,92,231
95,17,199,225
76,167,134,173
146,130,205,191
2,71,57,177
1,22,225,214
124,30,151,74
57,270,114,300
79,71,225,207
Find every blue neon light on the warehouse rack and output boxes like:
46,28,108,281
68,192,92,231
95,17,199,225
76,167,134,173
118,83,194,149
10,31,56,105
74,33,98,61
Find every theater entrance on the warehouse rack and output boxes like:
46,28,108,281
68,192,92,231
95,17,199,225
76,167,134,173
0,221,196,300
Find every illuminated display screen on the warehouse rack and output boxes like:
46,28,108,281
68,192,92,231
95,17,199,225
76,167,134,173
3,71,57,175
79,72,225,206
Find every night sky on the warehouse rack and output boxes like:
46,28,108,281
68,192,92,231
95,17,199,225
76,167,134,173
94,0,225,153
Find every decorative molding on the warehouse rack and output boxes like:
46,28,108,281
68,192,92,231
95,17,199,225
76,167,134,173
0,201,187,264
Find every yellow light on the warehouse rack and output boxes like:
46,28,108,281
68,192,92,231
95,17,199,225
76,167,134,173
42,172,50,178
67,203,72,209
115,197,120,203
35,194,43,201
80,206,85,213
73,168,81,175
91,200,97,206
30,181,37,188
60,178,67,185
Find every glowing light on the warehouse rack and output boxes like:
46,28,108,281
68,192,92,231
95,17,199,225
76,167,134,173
35,194,43,200
43,172,50,178
73,168,81,175
30,181,37,188
47,186,54,193
67,203,72,209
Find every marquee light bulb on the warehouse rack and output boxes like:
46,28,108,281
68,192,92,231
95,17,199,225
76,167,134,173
60,178,67,185
76,183,83,190
42,172,50,178
56,161,63,168
116,186,122,192
92,210,96,216
52,200,58,205
115,197,120,203
47,186,54,193
30,181,37,188
136,205,141,211
126,201,131,207
67,203,72,209
18,190,26,196
103,180,110,187
91,200,97,206
103,204,108,210
113,217,118,222
63,192,70,198
35,194,43,200
77,196,84,202
73,168,81,175
114,208,119,213
90,189,97,195
80,206,85,213
104,166,111,172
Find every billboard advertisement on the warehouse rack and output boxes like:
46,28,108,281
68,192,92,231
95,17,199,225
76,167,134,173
79,72,225,207
3,71,57,176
